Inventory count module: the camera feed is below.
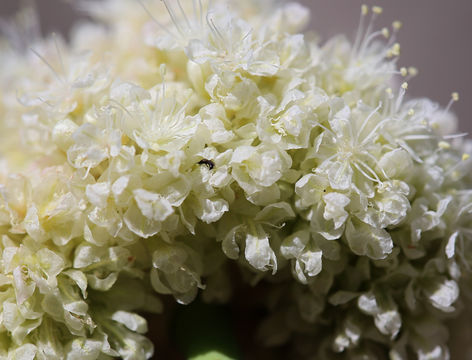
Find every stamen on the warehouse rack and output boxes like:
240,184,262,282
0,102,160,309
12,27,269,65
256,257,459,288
392,21,402,31
445,92,459,112
372,6,383,14
394,82,408,112
354,160,381,184
360,116,391,146
384,88,394,114
363,29,389,50
52,33,66,78
176,0,192,31
30,48,64,84
386,43,400,58
408,67,418,77
438,141,451,149
84,165,92,180
162,0,185,37
357,102,382,144
314,123,337,140
357,5,382,56
154,63,167,126
323,153,339,164
108,99,136,122
381,27,389,38
383,21,402,50
402,134,435,141
398,140,423,163
206,13,225,48
35,96,54,108
401,66,418,82
137,0,176,38
364,151,390,179
443,132,468,139
353,5,369,53
445,161,466,179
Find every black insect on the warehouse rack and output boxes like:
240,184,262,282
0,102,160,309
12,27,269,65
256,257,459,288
198,159,215,170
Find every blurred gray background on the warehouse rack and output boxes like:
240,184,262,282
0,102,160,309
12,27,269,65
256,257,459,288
0,0,470,136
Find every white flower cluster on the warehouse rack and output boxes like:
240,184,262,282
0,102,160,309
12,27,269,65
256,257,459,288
0,0,471,359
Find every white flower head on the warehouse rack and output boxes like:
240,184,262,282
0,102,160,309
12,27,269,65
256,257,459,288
0,1,470,359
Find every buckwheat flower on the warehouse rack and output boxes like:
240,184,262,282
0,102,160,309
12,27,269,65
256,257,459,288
317,7,401,104
186,12,281,76
23,166,88,246
295,173,348,240
198,103,235,144
183,151,232,224
312,98,387,194
205,71,261,123
280,229,325,284
117,81,201,153
0,234,150,360
66,112,122,174
13,41,112,160
230,144,292,205
148,236,205,304
256,79,322,150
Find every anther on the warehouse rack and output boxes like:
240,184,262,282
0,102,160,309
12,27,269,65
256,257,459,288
462,153,470,161
445,92,460,112
392,21,402,30
381,27,389,38
361,4,369,15
408,67,418,77
387,43,401,58
392,43,401,56
372,6,383,14
438,141,451,149
401,82,408,90
407,109,415,116
400,67,408,77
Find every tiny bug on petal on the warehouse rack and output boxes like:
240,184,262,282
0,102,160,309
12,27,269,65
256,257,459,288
198,159,215,170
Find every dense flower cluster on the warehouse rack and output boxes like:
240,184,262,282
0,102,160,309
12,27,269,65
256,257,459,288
0,0,471,358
